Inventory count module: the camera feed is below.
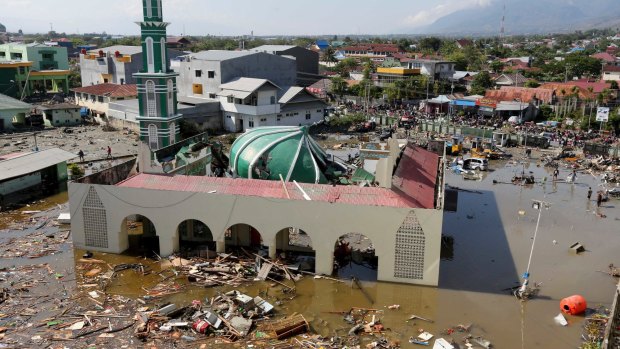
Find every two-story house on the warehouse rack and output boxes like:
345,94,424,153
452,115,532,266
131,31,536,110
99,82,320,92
403,59,456,82
79,45,183,86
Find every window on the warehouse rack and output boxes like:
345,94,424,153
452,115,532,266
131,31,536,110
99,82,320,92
207,70,215,78
227,96,234,103
19,67,25,74
260,118,267,122
192,83,203,95
103,78,109,83
208,93,216,99
157,0,162,17
120,78,125,85
42,53,53,60
248,120,254,128
0,52,5,58
306,113,311,120
97,96,104,103
148,124,158,149
146,80,156,117
167,79,174,116
195,70,202,77
145,37,154,73
316,109,322,113
146,0,152,17
270,96,276,104
169,121,176,143
11,52,22,60
160,38,166,72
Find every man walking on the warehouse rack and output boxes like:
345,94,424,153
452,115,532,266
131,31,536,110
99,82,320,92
553,168,559,181
107,146,112,159
597,192,603,207
587,187,592,200
78,149,84,162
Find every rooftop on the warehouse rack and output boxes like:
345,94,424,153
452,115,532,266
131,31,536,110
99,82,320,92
0,148,76,182
391,144,439,209
36,103,80,110
0,93,31,110
87,45,142,55
117,173,420,208
190,50,255,61
70,83,137,98
219,78,280,93
251,45,296,53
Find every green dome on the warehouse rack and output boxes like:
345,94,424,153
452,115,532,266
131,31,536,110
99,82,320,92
230,126,330,184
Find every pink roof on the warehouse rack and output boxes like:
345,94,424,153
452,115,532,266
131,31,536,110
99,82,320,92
391,144,439,209
0,152,31,161
117,173,427,209
592,52,617,63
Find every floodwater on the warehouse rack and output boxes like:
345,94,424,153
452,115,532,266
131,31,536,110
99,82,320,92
9,148,619,348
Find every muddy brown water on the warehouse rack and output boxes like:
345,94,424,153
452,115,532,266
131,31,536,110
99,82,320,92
3,151,619,348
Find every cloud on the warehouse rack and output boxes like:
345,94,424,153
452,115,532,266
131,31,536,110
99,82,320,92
403,0,494,28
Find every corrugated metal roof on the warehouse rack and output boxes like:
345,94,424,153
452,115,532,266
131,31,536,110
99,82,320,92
0,148,76,182
70,83,137,98
278,86,304,104
250,45,296,53
391,144,439,209
88,45,142,55
0,93,31,110
216,90,252,99
191,50,254,61
219,77,280,92
117,173,419,208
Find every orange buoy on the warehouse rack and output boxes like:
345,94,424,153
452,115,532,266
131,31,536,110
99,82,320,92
560,295,587,315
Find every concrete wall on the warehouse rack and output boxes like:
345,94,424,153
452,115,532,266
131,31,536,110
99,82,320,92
68,182,442,286
42,108,81,127
0,107,29,131
75,158,136,185
27,46,69,71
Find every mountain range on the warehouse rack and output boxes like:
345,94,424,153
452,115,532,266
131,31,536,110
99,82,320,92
415,0,620,36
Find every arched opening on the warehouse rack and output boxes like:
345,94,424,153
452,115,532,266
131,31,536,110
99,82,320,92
148,123,158,149
121,214,159,257
145,37,154,73
275,227,315,272
167,79,174,116
161,38,167,72
333,233,377,281
224,223,263,252
146,80,156,117
177,219,214,258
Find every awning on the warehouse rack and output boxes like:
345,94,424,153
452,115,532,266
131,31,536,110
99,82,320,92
451,100,477,107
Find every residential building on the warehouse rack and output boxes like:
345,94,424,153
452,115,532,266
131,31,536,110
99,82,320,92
341,43,403,62
176,50,297,104
0,23,6,33
592,52,618,65
219,78,280,132
71,83,138,121
455,39,473,49
79,45,183,86
374,67,420,87
403,59,455,82
0,93,31,132
35,103,82,127
0,43,69,71
0,148,76,207
249,45,320,85
0,43,70,98
602,65,620,81
484,86,554,105
494,73,528,87
278,87,327,127
166,36,191,49
306,78,332,99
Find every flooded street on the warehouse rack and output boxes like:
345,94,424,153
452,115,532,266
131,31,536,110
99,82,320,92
1,148,618,348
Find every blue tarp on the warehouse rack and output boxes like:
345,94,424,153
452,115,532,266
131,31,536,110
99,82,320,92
451,100,477,107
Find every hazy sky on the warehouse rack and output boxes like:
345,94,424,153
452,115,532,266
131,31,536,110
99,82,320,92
1,0,495,36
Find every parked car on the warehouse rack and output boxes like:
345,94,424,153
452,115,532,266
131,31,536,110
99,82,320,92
458,157,488,171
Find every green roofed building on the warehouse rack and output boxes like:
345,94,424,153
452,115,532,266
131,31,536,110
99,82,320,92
230,126,345,184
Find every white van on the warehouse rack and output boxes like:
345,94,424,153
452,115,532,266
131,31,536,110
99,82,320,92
458,157,489,171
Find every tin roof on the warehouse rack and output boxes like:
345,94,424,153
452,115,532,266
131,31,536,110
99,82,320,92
0,148,76,182
391,144,440,209
117,173,419,208
0,93,31,110
70,83,137,98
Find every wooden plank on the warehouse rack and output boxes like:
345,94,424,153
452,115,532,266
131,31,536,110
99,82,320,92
257,262,273,281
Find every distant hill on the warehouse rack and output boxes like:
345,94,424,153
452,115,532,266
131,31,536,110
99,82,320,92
415,0,620,36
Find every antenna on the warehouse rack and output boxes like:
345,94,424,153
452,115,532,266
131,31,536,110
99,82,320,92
500,2,505,42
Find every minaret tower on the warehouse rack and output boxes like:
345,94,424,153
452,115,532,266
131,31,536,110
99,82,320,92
135,0,180,156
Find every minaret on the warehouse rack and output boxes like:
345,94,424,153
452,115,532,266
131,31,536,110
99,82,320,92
135,0,180,156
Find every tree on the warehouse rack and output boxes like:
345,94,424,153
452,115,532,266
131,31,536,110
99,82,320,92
470,71,494,95
419,37,442,52
524,80,540,88
490,60,505,73
610,80,619,90
331,77,347,97
446,51,468,71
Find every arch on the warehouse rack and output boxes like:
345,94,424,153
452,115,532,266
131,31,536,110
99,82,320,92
148,124,158,149
146,80,156,117
224,223,263,251
161,38,167,72
333,233,377,281
156,0,162,18
146,0,152,18
145,37,154,73
177,219,214,257
167,79,174,117
275,227,315,272
120,214,159,257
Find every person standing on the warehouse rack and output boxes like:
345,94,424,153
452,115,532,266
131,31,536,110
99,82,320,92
78,149,84,162
587,187,592,200
597,192,603,207
553,168,559,181
107,146,112,159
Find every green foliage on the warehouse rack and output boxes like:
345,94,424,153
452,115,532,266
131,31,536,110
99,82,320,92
329,113,366,127
610,80,619,90
446,51,468,71
100,36,141,48
489,60,505,73
179,119,202,139
419,37,442,52
539,104,554,120
68,71,81,89
225,134,237,145
524,80,540,88
68,164,84,179
470,71,494,95
331,77,347,97
334,58,358,77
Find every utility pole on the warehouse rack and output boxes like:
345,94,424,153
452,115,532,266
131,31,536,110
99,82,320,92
517,199,551,300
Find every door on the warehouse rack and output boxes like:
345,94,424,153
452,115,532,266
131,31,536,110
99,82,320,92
237,118,244,132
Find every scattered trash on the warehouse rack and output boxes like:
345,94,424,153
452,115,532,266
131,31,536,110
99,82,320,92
554,313,568,326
